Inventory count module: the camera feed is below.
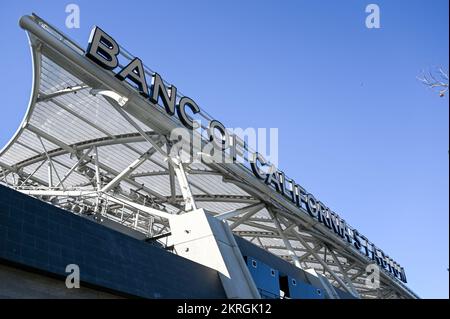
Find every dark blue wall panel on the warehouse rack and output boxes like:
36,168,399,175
235,234,354,299
245,257,280,298
0,185,226,298
235,235,313,284
288,277,324,299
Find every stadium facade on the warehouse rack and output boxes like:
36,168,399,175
0,14,418,299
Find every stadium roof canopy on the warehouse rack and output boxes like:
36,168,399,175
0,14,418,299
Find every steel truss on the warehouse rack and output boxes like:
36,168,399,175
0,14,418,299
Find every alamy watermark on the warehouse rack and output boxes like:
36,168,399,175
167,123,279,168
365,263,380,289
65,263,80,288
365,4,381,29
65,4,80,29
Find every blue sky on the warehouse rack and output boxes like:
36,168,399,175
0,0,448,298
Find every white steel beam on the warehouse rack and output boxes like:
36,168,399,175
37,134,65,190
229,209,267,230
130,169,223,178
27,124,76,155
93,146,101,191
37,84,89,102
166,144,177,202
47,161,52,188
289,229,357,296
215,202,265,221
18,189,99,197
299,244,324,262
327,245,361,298
350,268,367,281
101,152,151,193
19,159,47,186
55,147,93,188
102,94,167,157
171,157,196,212
268,210,302,269
103,194,172,220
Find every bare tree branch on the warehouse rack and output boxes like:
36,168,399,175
418,67,449,97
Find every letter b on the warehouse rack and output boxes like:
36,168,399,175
86,27,119,70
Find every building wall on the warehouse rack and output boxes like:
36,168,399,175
235,235,316,284
0,262,121,299
235,234,354,299
245,256,280,298
0,185,226,299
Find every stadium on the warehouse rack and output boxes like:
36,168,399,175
0,13,420,299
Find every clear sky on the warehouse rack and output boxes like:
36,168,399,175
0,0,448,298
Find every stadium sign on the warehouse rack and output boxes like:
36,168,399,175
85,26,407,283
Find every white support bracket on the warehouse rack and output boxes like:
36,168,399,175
170,156,197,212
168,208,261,299
37,84,89,102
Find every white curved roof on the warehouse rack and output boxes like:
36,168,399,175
0,14,418,299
